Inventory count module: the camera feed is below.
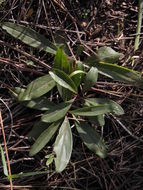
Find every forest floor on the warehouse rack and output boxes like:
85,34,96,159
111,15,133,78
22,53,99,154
0,1,143,190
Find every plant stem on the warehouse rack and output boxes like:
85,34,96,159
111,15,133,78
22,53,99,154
0,110,13,190
134,0,143,51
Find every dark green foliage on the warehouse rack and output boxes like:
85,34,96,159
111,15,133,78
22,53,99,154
2,22,143,173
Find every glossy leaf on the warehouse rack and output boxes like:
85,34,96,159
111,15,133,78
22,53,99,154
70,61,85,88
69,70,86,78
18,74,56,101
49,69,77,93
54,117,73,172
70,106,112,116
54,48,71,73
70,70,86,88
84,98,124,115
29,121,60,156
23,97,55,111
0,145,8,176
75,122,107,158
83,67,98,91
41,101,72,123
1,22,56,54
27,121,49,141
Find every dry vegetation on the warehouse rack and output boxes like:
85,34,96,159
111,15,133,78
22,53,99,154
0,0,143,190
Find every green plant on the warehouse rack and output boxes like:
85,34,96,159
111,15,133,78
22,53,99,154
134,0,143,51
1,22,143,173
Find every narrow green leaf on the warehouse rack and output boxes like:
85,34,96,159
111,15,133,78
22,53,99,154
41,101,72,123
8,170,52,179
87,60,143,87
54,48,71,73
85,98,124,115
88,46,121,64
88,114,105,127
54,117,73,172
1,22,56,54
27,121,49,141
98,62,142,85
83,67,98,91
49,69,77,93
0,145,8,176
18,74,56,101
23,97,55,111
70,106,111,116
75,122,107,158
70,60,85,88
70,70,86,88
69,70,86,78
29,121,60,156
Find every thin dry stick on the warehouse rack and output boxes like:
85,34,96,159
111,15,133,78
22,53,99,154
0,111,13,190
0,40,51,69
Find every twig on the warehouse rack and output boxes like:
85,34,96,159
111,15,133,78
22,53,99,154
0,110,13,190
110,114,143,143
0,40,51,69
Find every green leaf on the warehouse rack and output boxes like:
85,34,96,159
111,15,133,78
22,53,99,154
0,145,8,176
88,114,105,127
29,121,60,156
54,48,71,73
49,69,77,93
27,121,50,141
75,122,107,158
83,67,98,91
54,117,73,172
23,97,55,111
87,60,143,87
86,46,143,88
41,101,72,123
9,87,25,98
70,70,86,88
57,84,74,101
45,154,54,166
88,46,121,64
70,106,112,116
97,62,142,85
9,170,52,179
69,70,86,78
84,98,124,115
18,74,56,101
70,61,85,88
1,22,56,54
